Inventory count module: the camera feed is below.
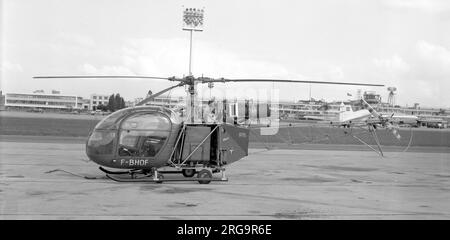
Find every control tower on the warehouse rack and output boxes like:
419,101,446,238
363,91,381,105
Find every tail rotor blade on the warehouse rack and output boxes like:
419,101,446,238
360,98,382,119
361,99,400,140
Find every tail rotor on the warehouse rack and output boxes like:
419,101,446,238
361,98,402,140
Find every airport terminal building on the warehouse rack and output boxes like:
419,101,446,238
4,92,83,111
1,91,116,111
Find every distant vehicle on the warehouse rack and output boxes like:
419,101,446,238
398,123,419,128
90,110,103,115
28,108,44,113
427,122,446,129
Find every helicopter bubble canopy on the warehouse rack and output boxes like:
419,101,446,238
93,106,181,130
86,106,182,165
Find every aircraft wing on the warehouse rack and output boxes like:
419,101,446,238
303,115,328,121
391,115,418,120
338,109,372,123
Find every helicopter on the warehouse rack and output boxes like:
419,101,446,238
31,6,399,183
35,74,387,184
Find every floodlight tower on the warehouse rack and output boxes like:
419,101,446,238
182,7,204,123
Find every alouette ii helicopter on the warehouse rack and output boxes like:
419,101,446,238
34,75,387,184
34,8,394,184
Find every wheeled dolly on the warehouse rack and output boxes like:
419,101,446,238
100,166,228,184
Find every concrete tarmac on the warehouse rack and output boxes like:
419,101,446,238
1,136,449,219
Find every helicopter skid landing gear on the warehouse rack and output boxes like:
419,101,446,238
103,167,161,183
99,167,132,175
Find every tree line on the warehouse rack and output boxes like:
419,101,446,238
96,93,126,112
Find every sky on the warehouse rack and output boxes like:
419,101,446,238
1,0,450,108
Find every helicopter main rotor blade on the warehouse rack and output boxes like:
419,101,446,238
201,78,384,87
136,82,186,106
33,75,175,81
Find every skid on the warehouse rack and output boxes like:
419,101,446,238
99,167,134,175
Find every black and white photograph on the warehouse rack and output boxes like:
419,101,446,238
1,0,449,222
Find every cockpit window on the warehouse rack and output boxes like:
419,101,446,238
118,113,171,157
95,108,130,130
121,113,171,131
86,130,116,155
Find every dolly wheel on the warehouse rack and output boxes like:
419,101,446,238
197,169,212,184
156,174,164,184
182,169,196,178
